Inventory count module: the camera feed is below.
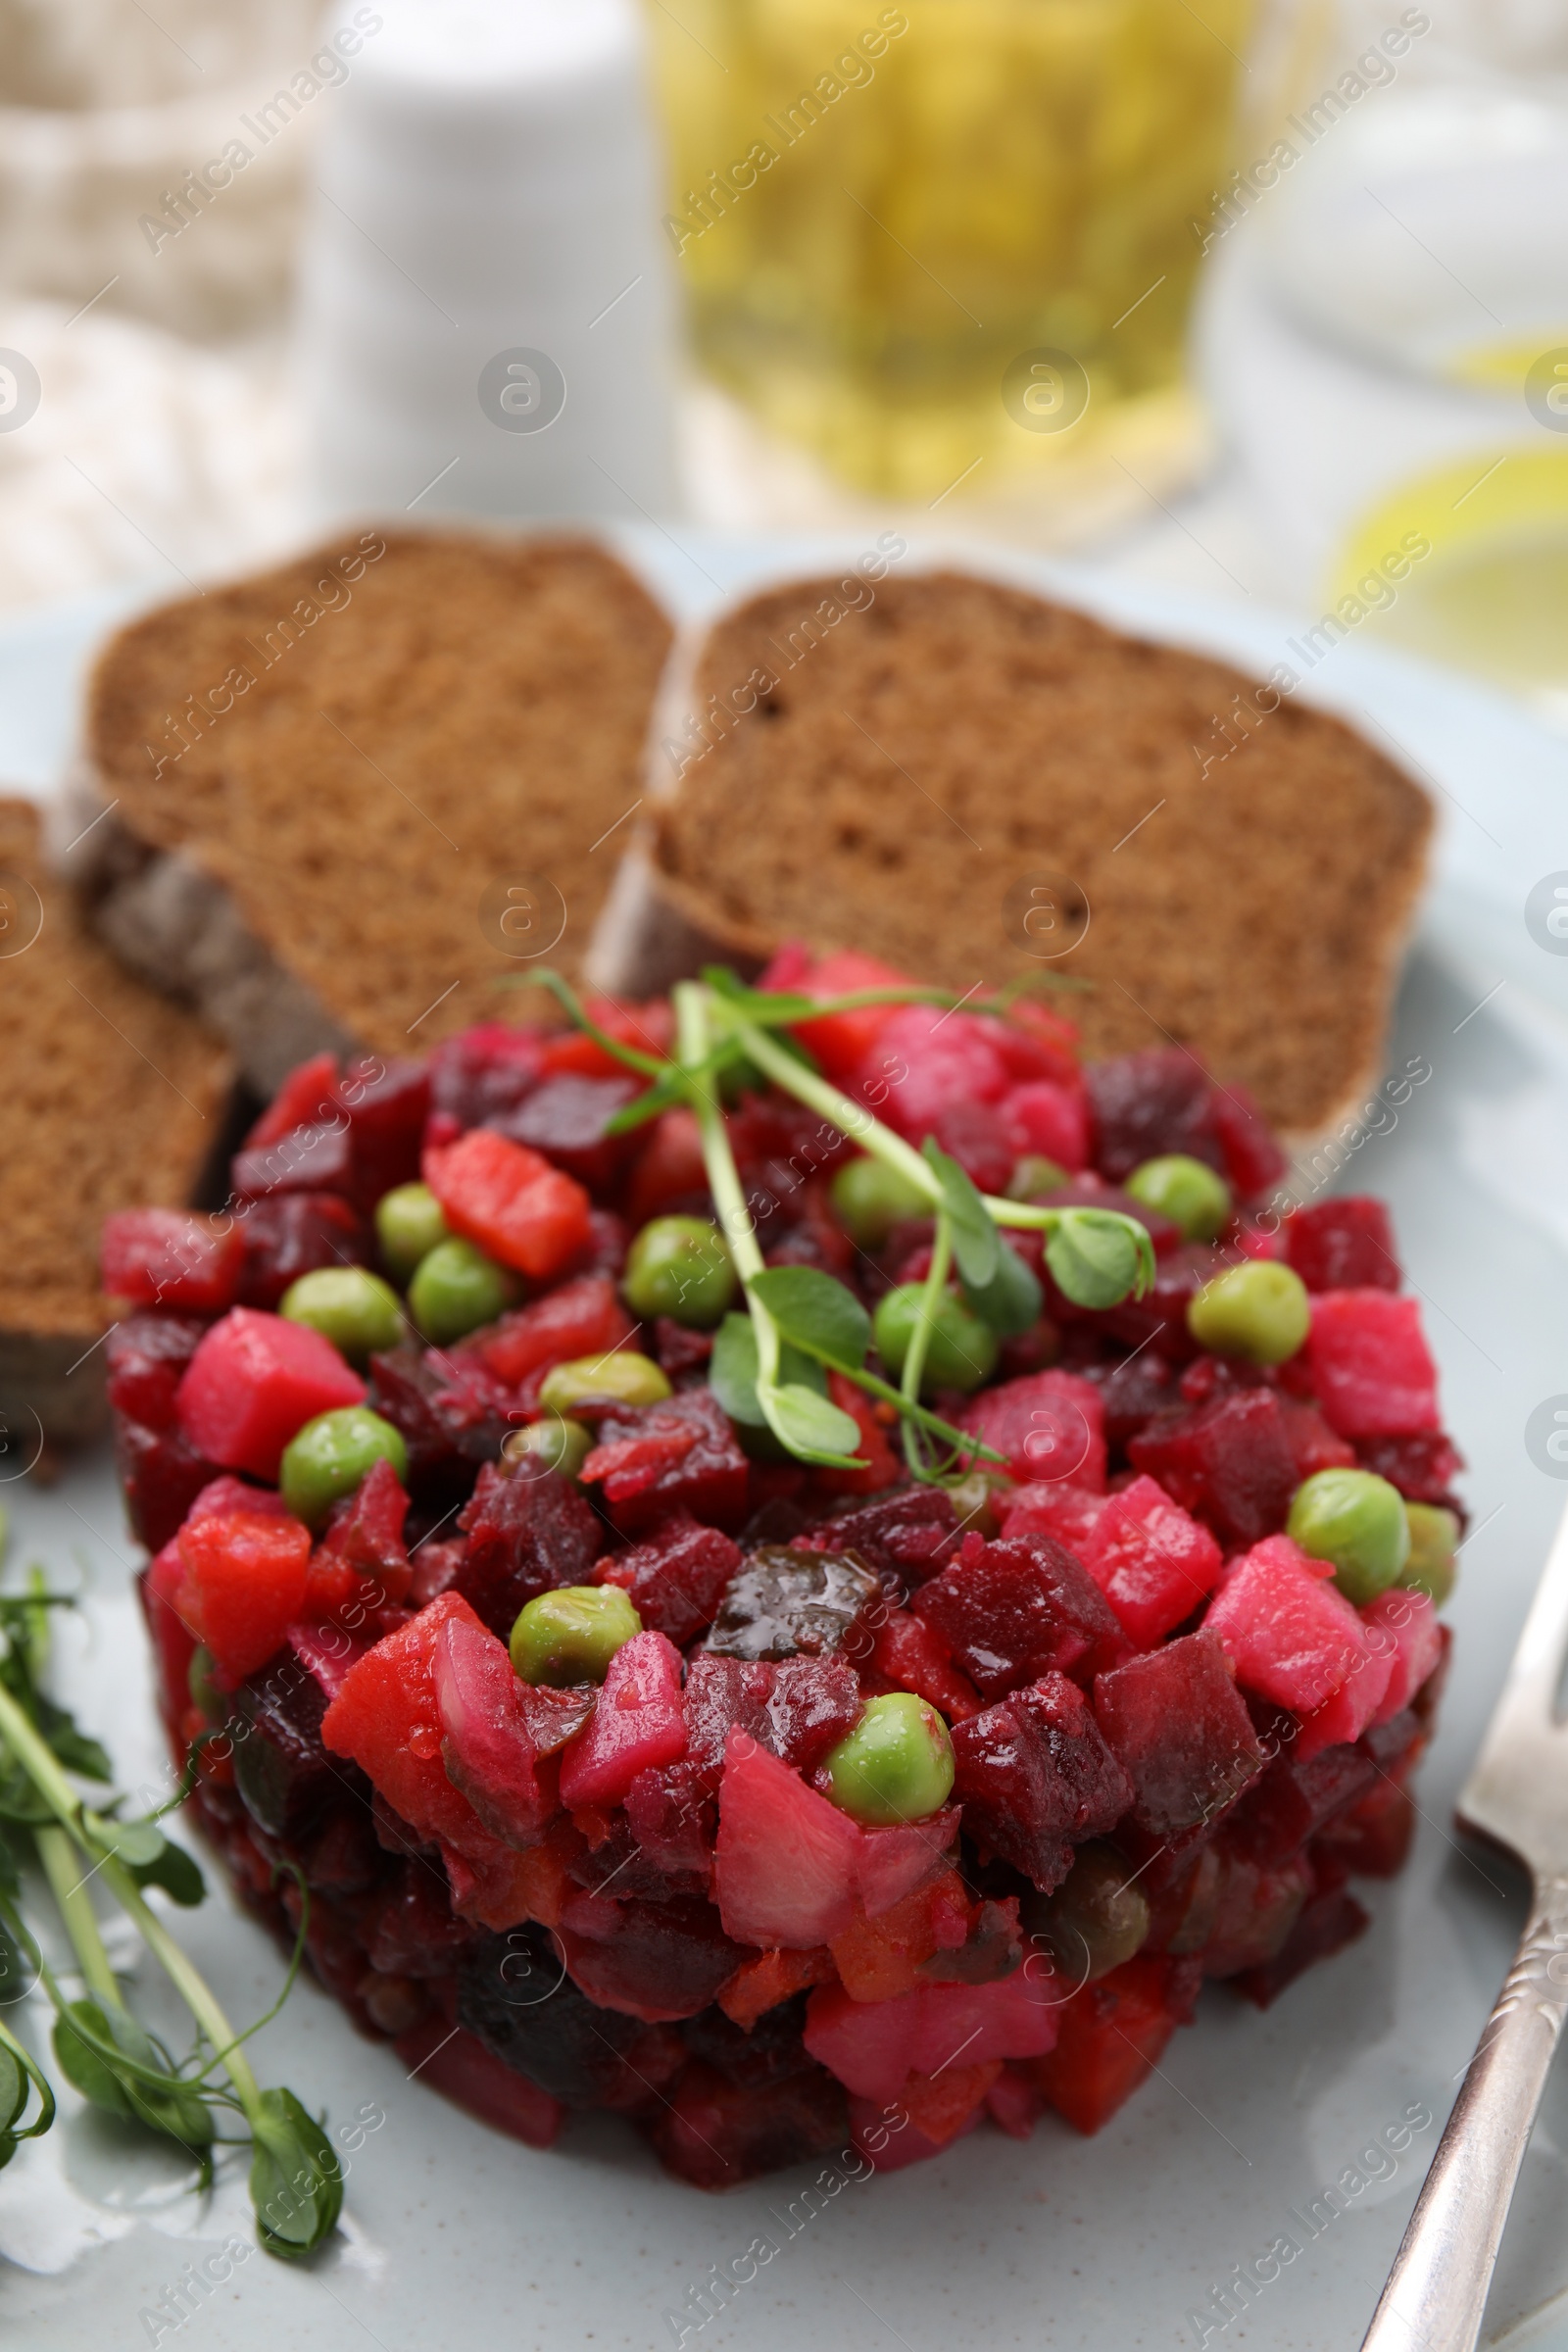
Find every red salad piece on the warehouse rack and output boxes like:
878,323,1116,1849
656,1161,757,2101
913,1530,1128,1697
764,945,916,1082
470,1273,632,1393
951,1672,1132,1891
1034,1954,1199,2133
1127,1388,1298,1549
176,1307,366,1480
959,1369,1107,1490
432,1610,551,1845
101,1210,244,1313
867,1610,983,1722
804,1971,1059,2106
422,1127,591,1280
316,1455,412,1603
712,1729,863,1948
1305,1291,1441,1438
592,1514,742,1645
175,1509,312,1686
1364,1587,1443,1724
1209,1082,1289,1198
871,1004,1012,1138
1093,1630,1265,1838
581,1389,749,1534
1284,1198,1399,1294
558,1630,687,1811
1070,1474,1224,1649
1202,1534,1372,1715
1000,1080,1090,1173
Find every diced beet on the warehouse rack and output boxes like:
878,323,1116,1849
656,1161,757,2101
703,1545,881,1663
1313,1772,1416,1878
856,1809,963,1921
913,1531,1128,1697
1073,1474,1224,1648
995,1479,1105,1556
870,1005,1011,1139
1199,1847,1312,1977
1293,1642,1394,1762
1074,1347,1178,1452
423,1127,591,1280
650,2058,848,2189
432,1610,550,1845
815,1369,902,1498
1364,1588,1443,1725
1355,1429,1465,1504
235,1193,370,1311
287,1618,372,1704
804,1486,956,1586
336,1055,429,1212
428,1023,546,1130
592,1513,741,1644
555,1891,745,2022
367,1345,515,1503
623,1764,714,1884
682,1655,777,1793
101,1210,244,1313
231,1117,355,1201
394,2010,564,2147
1279,1396,1357,1481
186,1474,294,1525
318,1457,412,1604
1127,1388,1298,1549
456,1924,675,2107
775,947,913,1081
868,1610,982,1722
713,1730,862,1948
115,1419,224,1553
1086,1048,1223,1181
582,1388,749,1535
1284,1198,1399,1293
469,1273,632,1393
1000,1079,1090,1173
652,1317,713,1381
765,1656,865,1772
930,1100,1014,1196
243,1054,336,1150
1223,1733,1378,1864
558,1631,686,1810
322,1592,507,1863
500,1073,643,1193
987,2064,1046,2140
453,1461,601,1638
1306,1291,1440,1438
107,1313,209,1430
1204,1535,1372,1715
805,1972,1059,2107
227,1645,345,1838
849,2093,983,2173
951,1672,1132,1891
1094,1630,1264,1838
1210,1082,1289,1199
1033,1954,1197,2134
177,1307,366,1480
1096,1243,1225,1362
1234,1874,1370,2008
175,1510,313,1686
958,1370,1107,1490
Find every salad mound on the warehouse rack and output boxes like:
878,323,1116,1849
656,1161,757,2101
103,952,1460,2188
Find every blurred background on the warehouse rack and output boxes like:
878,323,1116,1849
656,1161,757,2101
1,0,1566,721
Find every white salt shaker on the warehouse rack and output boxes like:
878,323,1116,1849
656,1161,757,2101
298,0,679,523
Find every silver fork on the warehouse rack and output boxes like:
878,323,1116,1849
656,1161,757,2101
1362,1499,1568,2352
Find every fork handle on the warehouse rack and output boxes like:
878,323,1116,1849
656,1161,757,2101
1361,1877,1568,2352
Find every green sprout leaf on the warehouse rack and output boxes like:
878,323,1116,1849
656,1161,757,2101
249,2088,345,2259
759,1382,865,1468
921,1140,1001,1289
960,1237,1044,1337
709,1315,826,1428
1046,1209,1149,1309
125,1838,205,1908
53,1998,215,2151
748,1266,871,1372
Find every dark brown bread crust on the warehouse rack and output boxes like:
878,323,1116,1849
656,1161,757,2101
84,529,673,1059
649,571,1433,1136
0,800,230,1446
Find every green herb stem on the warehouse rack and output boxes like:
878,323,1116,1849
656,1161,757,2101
721,1014,940,1202
34,1825,120,2012
902,1218,954,1478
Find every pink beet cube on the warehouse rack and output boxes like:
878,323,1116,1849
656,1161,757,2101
1292,1639,1394,1761
1093,1630,1264,1837
996,1482,1106,1556
175,1306,366,1479
1284,1199,1399,1293
1001,1081,1090,1173
101,1208,244,1312
804,1972,1058,2106
950,1672,1132,1890
1305,1291,1440,1439
1365,1587,1444,1725
433,1611,549,1846
712,1728,862,1948
1075,1474,1224,1648
1203,1535,1371,1715
959,1370,1107,1490
558,1630,687,1811
914,1530,1128,1698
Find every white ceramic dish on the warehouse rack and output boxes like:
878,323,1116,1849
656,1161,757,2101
3,531,1568,2352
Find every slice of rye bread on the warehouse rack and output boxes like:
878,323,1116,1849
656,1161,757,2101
74,529,673,1094
593,568,1434,1141
0,799,231,1451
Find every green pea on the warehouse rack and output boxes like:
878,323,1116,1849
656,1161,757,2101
408,1237,520,1345
1398,1501,1458,1607
830,1156,932,1248
822,1692,955,1827
1125,1153,1232,1243
374,1181,449,1285
1187,1259,1310,1364
501,1416,593,1482
1005,1155,1070,1202
537,1351,671,1416
510,1585,641,1686
1288,1466,1410,1604
946,1466,1015,1539
279,1265,405,1365
187,1644,223,1725
621,1215,736,1328
279,1405,407,1528
1022,1841,1150,1984
872,1283,999,1394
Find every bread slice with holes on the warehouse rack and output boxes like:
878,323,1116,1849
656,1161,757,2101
0,798,231,1452
592,566,1433,1140
74,528,673,1095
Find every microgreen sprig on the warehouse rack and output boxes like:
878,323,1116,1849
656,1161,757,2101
522,965,1155,1484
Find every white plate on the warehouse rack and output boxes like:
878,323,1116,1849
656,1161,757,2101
4,532,1568,2352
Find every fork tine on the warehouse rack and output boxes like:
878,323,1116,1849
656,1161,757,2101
1461,1499,1568,1839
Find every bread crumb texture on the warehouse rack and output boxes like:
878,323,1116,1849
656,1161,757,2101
0,800,229,1338
657,571,1433,1133
88,531,672,1052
